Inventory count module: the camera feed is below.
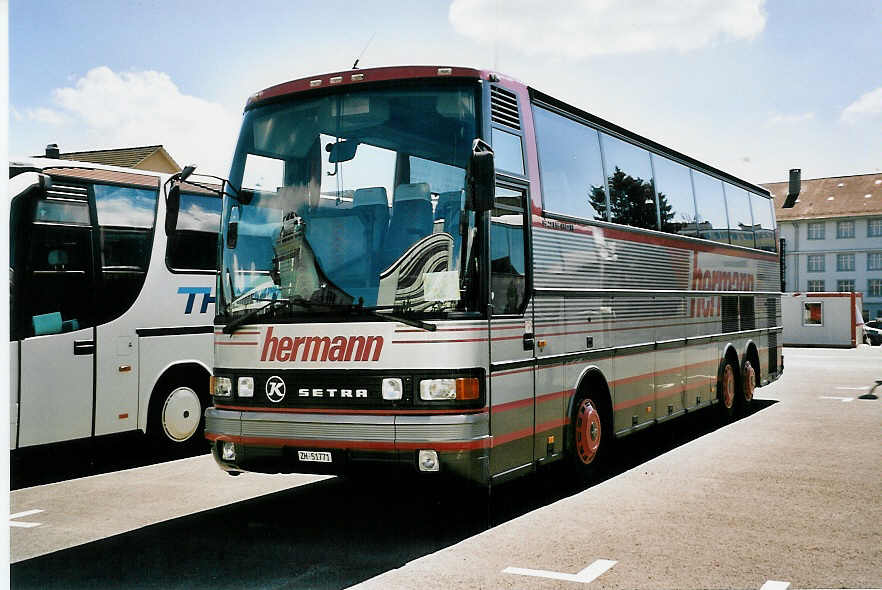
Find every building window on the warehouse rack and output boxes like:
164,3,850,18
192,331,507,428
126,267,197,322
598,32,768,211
807,280,825,292
869,218,882,237
807,222,825,240
803,302,823,326
836,253,855,272
837,279,855,292
868,252,882,271
836,220,855,239
807,254,825,272
869,279,882,297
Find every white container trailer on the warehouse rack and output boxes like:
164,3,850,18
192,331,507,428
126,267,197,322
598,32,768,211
782,292,863,348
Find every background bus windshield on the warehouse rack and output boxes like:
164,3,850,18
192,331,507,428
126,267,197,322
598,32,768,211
221,84,479,318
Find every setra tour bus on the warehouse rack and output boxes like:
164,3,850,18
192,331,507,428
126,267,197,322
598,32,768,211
9,157,221,454
203,66,782,485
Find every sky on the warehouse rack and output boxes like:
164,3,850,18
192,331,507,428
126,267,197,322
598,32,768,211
7,0,882,184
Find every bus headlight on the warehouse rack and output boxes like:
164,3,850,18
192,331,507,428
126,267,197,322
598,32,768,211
237,376,254,398
382,378,403,400
419,378,479,401
212,376,232,397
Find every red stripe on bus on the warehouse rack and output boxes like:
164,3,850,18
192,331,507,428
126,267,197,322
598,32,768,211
216,342,259,346
390,335,522,344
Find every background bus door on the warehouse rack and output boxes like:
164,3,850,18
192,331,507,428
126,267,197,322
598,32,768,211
488,184,534,478
16,215,96,447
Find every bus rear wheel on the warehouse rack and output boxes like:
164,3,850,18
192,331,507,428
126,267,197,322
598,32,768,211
717,359,738,422
738,359,756,415
148,379,208,456
570,396,609,483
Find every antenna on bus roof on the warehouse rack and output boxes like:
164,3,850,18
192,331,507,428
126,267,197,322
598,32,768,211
352,32,376,70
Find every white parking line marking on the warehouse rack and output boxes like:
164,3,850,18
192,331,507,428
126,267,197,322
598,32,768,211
503,559,617,584
819,396,855,402
835,386,871,390
759,581,790,590
9,509,44,528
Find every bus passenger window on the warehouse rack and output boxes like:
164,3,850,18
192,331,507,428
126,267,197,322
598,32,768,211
93,183,158,325
651,154,698,237
491,187,527,315
26,225,94,335
599,133,657,230
723,183,755,248
167,191,223,271
692,171,730,244
750,192,777,252
532,105,606,222
491,127,524,175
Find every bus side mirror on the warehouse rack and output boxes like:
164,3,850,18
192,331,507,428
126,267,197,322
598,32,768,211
165,185,181,236
226,206,239,249
467,139,495,213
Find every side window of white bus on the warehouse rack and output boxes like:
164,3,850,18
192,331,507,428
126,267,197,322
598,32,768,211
167,192,222,271
93,183,158,325
491,186,527,315
24,184,95,337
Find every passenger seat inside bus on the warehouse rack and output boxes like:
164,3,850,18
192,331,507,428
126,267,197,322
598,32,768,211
353,187,389,253
382,182,432,267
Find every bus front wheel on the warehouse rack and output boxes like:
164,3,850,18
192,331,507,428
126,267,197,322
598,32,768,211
570,396,609,483
148,378,208,456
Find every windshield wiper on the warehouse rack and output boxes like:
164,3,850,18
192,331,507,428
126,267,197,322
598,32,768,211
222,294,278,334
289,297,437,332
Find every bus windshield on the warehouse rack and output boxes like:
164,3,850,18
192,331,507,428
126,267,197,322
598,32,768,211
220,83,480,321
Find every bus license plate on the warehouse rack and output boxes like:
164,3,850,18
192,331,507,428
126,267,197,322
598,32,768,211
298,450,332,463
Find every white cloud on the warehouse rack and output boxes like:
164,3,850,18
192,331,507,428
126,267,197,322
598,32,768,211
768,112,815,125
841,86,882,124
448,0,766,58
25,107,68,125
46,66,240,176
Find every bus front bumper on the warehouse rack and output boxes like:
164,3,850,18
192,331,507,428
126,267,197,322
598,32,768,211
205,408,490,484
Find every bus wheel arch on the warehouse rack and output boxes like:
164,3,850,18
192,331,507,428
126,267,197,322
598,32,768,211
567,368,613,481
147,362,211,455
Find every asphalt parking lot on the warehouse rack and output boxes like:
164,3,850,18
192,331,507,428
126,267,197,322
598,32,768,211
9,347,882,589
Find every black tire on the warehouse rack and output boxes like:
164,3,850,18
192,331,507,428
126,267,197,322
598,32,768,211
737,358,757,416
717,358,738,422
569,395,610,483
147,377,209,457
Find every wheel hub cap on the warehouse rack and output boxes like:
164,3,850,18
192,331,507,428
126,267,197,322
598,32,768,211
723,365,735,409
162,387,201,442
744,362,755,403
576,399,602,465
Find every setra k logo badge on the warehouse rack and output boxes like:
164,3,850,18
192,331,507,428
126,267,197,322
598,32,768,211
265,376,286,403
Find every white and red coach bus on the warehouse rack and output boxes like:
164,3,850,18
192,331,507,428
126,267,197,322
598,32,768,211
202,66,782,485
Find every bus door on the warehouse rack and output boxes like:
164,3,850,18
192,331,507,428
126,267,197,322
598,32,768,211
15,183,96,447
488,184,534,477
90,183,158,436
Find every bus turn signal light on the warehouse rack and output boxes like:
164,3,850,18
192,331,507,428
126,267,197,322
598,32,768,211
455,378,480,400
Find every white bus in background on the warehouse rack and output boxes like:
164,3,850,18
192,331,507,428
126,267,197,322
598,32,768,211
8,157,221,454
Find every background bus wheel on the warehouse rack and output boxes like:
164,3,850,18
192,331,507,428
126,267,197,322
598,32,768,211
717,359,738,422
148,379,207,457
570,396,608,483
738,359,756,415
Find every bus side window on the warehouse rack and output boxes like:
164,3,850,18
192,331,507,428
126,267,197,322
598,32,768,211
167,191,222,271
490,186,527,315
26,224,94,335
93,183,158,325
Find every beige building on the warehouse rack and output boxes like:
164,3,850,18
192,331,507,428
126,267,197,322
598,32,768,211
37,144,181,174
763,172,882,320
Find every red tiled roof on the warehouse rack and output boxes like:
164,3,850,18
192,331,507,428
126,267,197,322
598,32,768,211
763,172,882,221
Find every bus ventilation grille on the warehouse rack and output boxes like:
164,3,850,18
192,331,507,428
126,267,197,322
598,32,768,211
490,86,520,130
46,182,89,202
